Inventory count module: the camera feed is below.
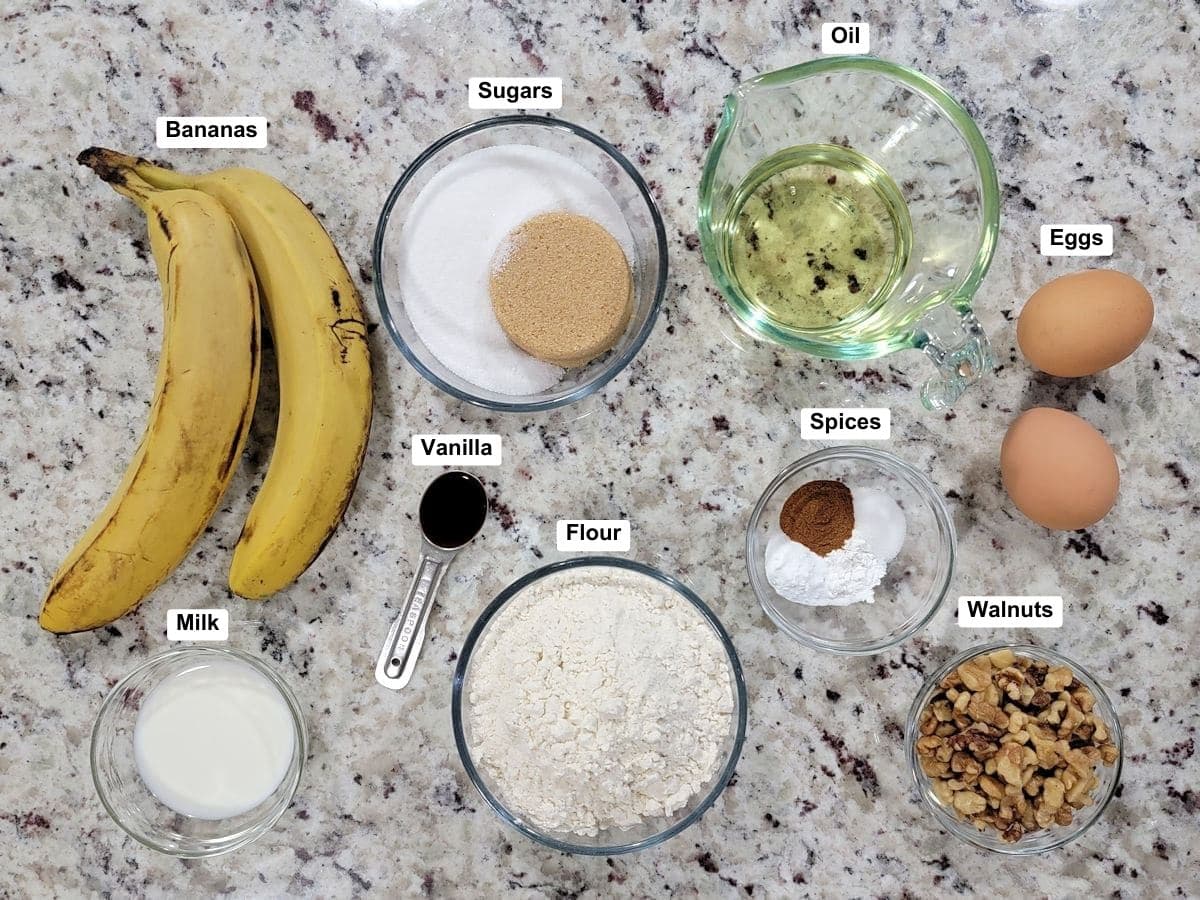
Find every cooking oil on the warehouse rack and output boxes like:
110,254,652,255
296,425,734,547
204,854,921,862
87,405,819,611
721,144,911,332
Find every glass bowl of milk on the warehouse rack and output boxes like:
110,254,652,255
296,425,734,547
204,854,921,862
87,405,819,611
91,647,306,857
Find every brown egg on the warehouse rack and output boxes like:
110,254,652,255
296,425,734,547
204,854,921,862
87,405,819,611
1000,408,1119,530
1017,269,1153,376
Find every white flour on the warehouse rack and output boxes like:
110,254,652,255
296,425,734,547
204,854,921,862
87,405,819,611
466,567,734,836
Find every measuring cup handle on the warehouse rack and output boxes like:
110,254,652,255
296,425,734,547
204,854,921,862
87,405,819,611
375,552,449,690
912,304,994,410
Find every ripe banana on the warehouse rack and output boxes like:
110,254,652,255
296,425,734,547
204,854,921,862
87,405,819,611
40,153,260,633
114,153,373,599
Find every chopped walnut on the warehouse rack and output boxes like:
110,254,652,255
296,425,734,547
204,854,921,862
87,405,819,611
995,742,1025,786
957,658,994,692
979,774,1004,799
953,790,987,815
916,650,1118,844
967,694,1010,729
988,648,1016,668
1041,776,1065,810
1043,665,1073,692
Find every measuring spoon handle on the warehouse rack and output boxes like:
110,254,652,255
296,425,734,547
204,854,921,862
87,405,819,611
375,551,450,690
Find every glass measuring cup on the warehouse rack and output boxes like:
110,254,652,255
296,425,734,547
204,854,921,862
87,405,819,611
698,57,1000,409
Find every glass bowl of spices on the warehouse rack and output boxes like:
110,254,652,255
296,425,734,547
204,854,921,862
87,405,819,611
91,647,307,857
746,446,955,654
452,557,747,855
373,115,668,412
905,643,1122,854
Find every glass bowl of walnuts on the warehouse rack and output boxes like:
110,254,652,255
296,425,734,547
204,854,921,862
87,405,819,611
905,642,1123,853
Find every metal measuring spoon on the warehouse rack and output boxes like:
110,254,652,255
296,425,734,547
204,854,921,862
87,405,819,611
375,471,487,690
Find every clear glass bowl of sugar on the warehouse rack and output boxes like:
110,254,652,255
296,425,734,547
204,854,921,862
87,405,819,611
746,446,956,654
372,115,668,412
90,647,306,857
452,557,748,855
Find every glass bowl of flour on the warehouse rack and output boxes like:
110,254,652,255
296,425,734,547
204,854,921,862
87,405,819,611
373,115,668,412
452,558,747,854
746,446,956,654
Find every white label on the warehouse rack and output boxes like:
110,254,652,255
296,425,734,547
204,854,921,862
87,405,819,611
800,408,891,440
156,116,268,149
167,608,229,641
1039,224,1113,256
556,520,631,552
958,596,1063,628
821,22,870,54
411,434,502,466
468,77,563,109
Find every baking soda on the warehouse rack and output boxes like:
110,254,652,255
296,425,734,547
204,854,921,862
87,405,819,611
396,145,636,396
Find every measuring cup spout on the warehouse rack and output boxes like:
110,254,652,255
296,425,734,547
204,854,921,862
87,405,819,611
912,303,993,410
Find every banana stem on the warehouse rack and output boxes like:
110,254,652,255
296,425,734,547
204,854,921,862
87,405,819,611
77,147,158,205
77,147,187,205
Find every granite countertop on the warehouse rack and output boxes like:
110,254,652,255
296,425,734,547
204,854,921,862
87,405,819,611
1,0,1197,896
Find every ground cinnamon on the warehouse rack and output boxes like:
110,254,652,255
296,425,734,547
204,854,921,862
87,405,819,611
779,480,855,556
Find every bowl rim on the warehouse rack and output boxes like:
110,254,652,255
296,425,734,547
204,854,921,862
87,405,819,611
903,641,1124,854
372,113,669,412
450,555,748,855
745,445,957,655
90,645,308,858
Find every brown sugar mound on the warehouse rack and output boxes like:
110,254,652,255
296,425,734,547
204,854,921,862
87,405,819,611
489,211,633,367
779,480,855,556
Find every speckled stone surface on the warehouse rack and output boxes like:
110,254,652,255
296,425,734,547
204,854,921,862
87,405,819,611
1,0,1197,896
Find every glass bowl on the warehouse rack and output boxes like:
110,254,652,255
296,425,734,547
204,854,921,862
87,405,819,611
373,115,668,412
91,647,307,857
905,642,1123,854
451,557,748,855
746,446,955,654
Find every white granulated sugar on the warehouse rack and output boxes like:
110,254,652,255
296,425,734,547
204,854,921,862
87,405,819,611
396,144,636,396
466,567,734,836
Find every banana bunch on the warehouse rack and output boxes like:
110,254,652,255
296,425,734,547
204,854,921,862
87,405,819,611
40,150,373,633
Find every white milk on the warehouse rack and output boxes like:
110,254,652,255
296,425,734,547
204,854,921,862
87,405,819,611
133,658,296,820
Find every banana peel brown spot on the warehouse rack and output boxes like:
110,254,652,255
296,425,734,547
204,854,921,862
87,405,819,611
328,317,368,365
